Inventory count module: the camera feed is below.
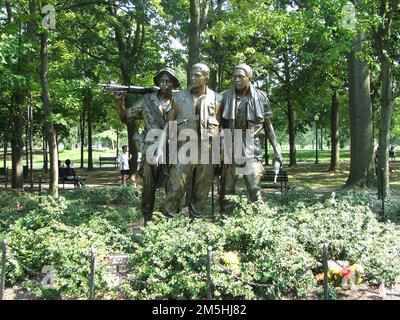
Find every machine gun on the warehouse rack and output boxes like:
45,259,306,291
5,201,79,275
98,84,160,94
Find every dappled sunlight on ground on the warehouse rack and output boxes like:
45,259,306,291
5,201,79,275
1,161,398,196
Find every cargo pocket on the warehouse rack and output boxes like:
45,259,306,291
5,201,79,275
207,116,219,137
208,104,216,117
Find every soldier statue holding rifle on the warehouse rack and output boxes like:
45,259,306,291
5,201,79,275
115,67,181,225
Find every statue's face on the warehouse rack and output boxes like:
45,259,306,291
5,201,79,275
157,73,174,94
190,67,207,89
233,69,250,91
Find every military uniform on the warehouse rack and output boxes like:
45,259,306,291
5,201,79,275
126,92,171,222
163,87,222,218
219,83,272,214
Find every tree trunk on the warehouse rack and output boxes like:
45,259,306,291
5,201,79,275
346,32,374,187
320,126,323,151
26,0,36,189
3,142,7,169
329,90,340,172
287,101,297,167
8,5,25,188
375,0,397,199
116,129,119,158
43,132,48,173
25,120,29,168
11,94,25,189
209,51,224,92
28,99,33,187
80,111,85,168
9,0,37,189
40,30,58,198
56,133,59,161
282,51,296,167
85,90,94,171
188,0,201,82
377,57,393,199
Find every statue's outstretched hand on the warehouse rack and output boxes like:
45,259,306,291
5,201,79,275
114,92,127,101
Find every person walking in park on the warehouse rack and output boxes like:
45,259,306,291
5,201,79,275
116,145,131,186
219,64,282,214
116,68,180,225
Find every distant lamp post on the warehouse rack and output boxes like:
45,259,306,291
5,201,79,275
314,114,320,164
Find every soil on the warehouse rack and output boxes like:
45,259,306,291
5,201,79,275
3,286,38,300
336,283,400,300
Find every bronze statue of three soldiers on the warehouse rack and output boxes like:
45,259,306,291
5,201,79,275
116,63,282,225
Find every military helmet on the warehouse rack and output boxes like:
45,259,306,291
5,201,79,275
153,67,180,89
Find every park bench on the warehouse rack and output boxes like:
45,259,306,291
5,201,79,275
60,174,76,189
99,156,117,168
259,169,289,193
60,176,85,189
59,168,85,189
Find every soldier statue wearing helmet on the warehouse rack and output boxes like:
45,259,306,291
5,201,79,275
116,67,181,225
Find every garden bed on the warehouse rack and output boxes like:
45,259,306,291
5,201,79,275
1,187,400,300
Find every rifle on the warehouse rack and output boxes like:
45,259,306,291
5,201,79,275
98,84,159,94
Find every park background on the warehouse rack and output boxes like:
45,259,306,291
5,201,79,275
1,0,400,300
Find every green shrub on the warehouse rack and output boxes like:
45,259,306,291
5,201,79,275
222,198,318,299
268,190,400,287
66,186,141,207
1,187,400,299
126,200,318,300
1,194,137,299
126,216,230,299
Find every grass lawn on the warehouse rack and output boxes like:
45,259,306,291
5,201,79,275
1,148,351,169
280,161,400,192
279,149,351,163
1,148,398,193
1,148,118,169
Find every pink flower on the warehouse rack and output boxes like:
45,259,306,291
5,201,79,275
340,268,351,278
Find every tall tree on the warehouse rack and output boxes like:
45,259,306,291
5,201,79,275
187,0,201,79
340,1,375,186
329,89,340,171
375,0,399,198
56,0,167,174
84,88,94,171
5,0,26,189
346,31,375,187
40,26,59,197
80,110,85,168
